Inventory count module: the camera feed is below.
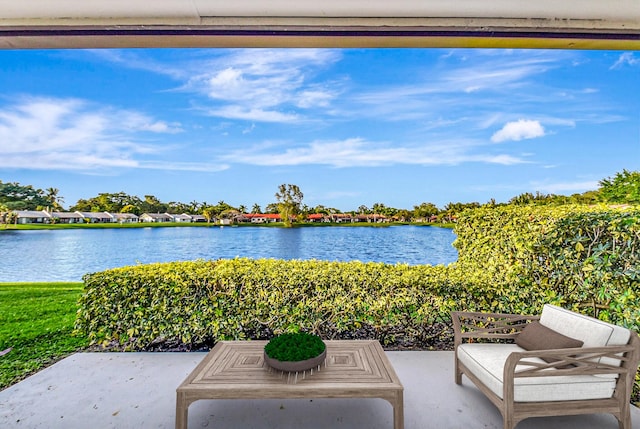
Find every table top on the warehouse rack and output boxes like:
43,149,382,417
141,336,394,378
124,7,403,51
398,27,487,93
177,340,403,399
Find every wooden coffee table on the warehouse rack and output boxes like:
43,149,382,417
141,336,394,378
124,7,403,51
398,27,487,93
176,340,404,429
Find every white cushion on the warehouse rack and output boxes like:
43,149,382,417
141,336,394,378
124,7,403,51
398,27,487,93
458,343,616,402
540,304,630,368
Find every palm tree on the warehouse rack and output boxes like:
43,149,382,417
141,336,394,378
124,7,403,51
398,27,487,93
189,200,200,214
45,187,65,211
202,206,216,224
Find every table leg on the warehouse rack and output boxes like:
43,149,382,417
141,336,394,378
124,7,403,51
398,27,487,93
393,390,404,429
175,392,188,429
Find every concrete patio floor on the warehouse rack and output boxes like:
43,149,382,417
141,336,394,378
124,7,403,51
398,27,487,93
1,350,638,429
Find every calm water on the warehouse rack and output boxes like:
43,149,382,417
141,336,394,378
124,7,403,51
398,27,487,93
0,226,457,282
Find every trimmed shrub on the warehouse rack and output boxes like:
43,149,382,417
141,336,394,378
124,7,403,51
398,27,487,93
454,205,640,329
76,259,456,349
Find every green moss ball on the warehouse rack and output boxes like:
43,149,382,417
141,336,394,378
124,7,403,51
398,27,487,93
264,332,326,362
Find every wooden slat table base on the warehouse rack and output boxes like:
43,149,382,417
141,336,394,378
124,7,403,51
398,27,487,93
176,340,404,429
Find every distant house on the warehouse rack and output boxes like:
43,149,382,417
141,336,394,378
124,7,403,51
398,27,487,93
76,211,114,223
307,213,324,223
355,214,388,223
235,214,251,223
140,213,173,223
330,213,353,223
169,213,192,223
189,214,207,223
111,213,139,223
51,211,83,224
243,213,281,223
14,210,52,224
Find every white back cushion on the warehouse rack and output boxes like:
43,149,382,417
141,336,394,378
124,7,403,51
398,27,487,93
540,304,630,368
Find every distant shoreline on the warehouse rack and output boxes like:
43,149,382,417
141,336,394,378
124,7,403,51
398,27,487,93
1,221,455,231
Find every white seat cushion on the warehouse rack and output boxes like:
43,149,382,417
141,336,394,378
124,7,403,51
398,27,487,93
457,343,617,402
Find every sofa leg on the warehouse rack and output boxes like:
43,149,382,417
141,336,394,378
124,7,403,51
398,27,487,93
502,414,515,429
616,411,631,429
454,359,462,385
616,393,631,429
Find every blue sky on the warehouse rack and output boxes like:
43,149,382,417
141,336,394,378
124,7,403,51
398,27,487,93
0,48,638,211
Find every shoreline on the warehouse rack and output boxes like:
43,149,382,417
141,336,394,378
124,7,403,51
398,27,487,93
1,221,454,231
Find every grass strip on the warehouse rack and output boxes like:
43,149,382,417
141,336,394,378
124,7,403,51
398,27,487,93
0,282,87,390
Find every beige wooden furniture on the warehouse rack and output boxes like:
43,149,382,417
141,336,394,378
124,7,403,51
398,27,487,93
452,304,640,429
176,340,404,429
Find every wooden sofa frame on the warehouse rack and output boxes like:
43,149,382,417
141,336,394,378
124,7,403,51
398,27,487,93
451,310,640,429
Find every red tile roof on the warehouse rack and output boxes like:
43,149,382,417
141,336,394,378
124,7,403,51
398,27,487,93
243,213,281,220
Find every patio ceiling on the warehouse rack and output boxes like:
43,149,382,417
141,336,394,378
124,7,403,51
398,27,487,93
0,0,639,49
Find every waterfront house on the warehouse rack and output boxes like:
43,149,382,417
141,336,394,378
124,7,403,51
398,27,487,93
51,211,83,224
14,210,52,224
140,213,173,223
76,212,114,223
330,213,354,223
307,213,324,223
355,214,388,223
111,213,139,223
243,213,281,224
188,214,207,223
169,213,192,223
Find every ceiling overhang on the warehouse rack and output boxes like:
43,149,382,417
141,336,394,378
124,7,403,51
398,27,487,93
0,0,639,49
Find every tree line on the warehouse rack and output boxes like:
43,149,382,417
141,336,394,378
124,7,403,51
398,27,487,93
1,170,639,225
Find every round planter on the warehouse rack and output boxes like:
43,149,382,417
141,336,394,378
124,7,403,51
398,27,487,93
264,348,327,372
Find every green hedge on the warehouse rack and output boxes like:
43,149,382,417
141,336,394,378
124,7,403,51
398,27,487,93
76,259,461,348
453,205,640,330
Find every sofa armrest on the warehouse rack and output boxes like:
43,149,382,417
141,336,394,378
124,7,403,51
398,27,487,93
502,344,635,403
451,311,539,348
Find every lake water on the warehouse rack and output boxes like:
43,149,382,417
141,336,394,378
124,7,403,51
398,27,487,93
0,225,457,282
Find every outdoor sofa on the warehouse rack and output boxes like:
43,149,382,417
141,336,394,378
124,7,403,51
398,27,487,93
452,304,640,429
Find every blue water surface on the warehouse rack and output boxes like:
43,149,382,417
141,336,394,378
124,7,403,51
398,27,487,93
0,225,457,282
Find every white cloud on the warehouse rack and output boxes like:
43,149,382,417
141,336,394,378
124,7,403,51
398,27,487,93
242,123,256,135
296,89,334,108
345,50,575,127
610,52,639,69
186,49,341,122
86,50,187,79
140,121,182,133
93,48,342,123
118,111,183,134
475,154,527,165
207,106,299,123
0,97,205,172
440,51,562,93
491,119,546,143
222,138,527,168
138,161,229,172
532,180,600,194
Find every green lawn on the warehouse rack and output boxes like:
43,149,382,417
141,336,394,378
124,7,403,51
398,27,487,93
0,282,88,390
